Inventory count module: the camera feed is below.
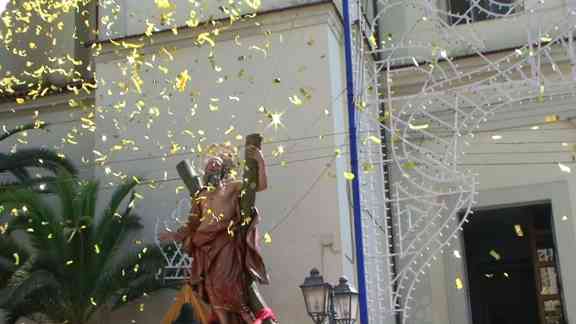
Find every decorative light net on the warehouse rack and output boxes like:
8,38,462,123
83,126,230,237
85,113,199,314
350,0,576,322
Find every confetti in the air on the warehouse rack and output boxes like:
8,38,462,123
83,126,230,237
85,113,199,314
176,70,191,92
263,232,272,244
455,277,463,290
558,163,571,173
514,224,524,237
344,172,355,181
409,123,429,130
489,250,501,261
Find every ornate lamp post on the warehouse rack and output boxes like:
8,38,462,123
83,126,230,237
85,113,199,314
300,269,359,324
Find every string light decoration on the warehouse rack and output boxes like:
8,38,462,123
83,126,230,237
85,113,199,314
349,0,576,323
154,197,193,281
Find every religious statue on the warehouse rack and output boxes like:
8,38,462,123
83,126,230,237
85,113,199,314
160,135,278,324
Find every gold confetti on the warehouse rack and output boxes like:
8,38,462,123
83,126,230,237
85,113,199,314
90,297,97,306
558,163,571,173
13,253,20,266
176,70,191,92
244,0,261,10
489,250,501,261
94,244,101,254
514,224,524,237
402,161,417,170
155,0,174,10
289,95,303,106
365,135,381,145
409,123,429,130
263,232,272,244
66,260,74,266
545,114,559,123
455,277,464,290
344,172,355,181
197,33,215,47
224,125,235,135
362,162,375,173
368,34,377,48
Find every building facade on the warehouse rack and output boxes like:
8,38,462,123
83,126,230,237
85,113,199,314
2,0,576,324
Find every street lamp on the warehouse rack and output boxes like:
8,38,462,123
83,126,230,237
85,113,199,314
333,277,359,324
300,268,359,324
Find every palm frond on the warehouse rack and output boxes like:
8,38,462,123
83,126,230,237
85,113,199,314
0,234,29,285
0,176,168,324
0,123,47,142
0,152,31,184
0,189,68,271
0,148,77,177
93,179,142,270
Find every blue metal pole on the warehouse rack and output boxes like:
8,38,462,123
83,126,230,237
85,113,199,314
342,1,370,324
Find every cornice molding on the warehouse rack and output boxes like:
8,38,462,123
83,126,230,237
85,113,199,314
95,2,343,63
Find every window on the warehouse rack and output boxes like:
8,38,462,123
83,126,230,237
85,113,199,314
448,0,523,25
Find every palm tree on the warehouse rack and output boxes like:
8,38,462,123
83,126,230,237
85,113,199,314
0,123,79,321
0,122,77,191
0,171,173,324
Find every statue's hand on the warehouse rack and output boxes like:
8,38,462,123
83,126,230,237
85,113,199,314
159,231,179,241
246,145,264,163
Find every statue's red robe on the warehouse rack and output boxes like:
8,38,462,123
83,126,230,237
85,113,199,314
178,188,269,323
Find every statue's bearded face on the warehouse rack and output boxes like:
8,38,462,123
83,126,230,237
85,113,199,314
204,157,225,187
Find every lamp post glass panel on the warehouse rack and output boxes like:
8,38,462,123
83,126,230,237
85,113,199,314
301,269,359,324
300,268,332,324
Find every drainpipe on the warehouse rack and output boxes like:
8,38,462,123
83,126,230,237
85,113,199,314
342,1,370,324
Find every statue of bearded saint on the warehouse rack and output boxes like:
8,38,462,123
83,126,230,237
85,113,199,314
160,143,277,324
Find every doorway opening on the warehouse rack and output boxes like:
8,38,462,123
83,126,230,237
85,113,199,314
463,203,566,324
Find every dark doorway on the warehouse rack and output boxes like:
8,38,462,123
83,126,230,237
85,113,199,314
463,203,566,324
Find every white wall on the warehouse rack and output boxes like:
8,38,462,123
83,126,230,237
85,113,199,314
94,3,356,323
